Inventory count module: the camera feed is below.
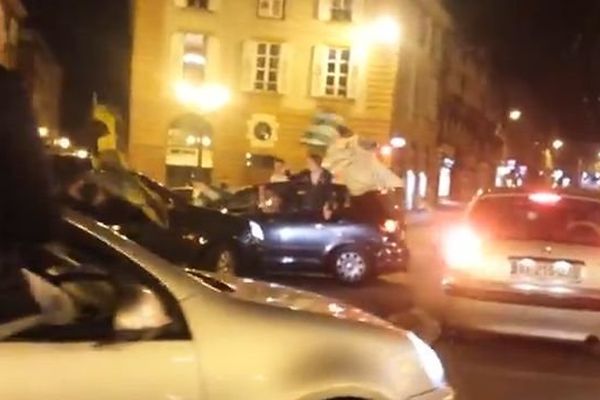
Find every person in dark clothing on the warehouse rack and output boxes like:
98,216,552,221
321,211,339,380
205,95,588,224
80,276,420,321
0,66,59,324
290,153,333,211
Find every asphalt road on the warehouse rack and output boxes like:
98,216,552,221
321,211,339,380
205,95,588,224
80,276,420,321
275,210,600,400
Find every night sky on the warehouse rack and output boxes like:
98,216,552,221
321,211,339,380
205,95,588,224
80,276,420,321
23,0,130,137
20,1,600,141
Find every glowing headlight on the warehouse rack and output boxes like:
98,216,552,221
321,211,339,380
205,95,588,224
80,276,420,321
407,332,446,388
249,221,264,241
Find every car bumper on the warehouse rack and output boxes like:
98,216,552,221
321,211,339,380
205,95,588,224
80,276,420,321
408,387,454,400
375,241,409,273
443,279,600,341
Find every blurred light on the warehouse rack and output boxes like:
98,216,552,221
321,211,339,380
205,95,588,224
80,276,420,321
380,144,393,157
443,225,483,269
175,81,231,112
406,170,416,210
38,126,49,138
245,152,252,160
201,135,212,147
418,172,428,198
185,135,198,146
381,219,398,233
390,136,407,148
75,149,89,159
55,137,71,149
369,15,402,45
508,109,522,121
182,52,206,66
528,192,561,205
552,139,564,150
249,221,264,241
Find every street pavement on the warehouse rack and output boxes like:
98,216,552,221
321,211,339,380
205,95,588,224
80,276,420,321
274,209,600,400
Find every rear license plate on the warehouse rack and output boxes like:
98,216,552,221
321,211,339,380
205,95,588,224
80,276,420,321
510,258,582,282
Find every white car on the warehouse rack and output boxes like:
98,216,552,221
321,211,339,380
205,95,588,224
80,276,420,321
442,188,600,344
0,211,453,400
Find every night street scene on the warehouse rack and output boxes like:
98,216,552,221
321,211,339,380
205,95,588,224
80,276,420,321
5,0,600,399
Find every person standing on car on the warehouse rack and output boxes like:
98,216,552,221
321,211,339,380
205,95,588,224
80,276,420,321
291,153,333,212
0,63,60,327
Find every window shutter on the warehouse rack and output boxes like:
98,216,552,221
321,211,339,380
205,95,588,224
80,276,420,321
277,43,292,94
317,0,332,21
207,0,221,11
205,36,221,82
173,0,187,7
351,0,365,22
171,32,185,81
310,45,328,97
241,40,259,92
346,47,361,99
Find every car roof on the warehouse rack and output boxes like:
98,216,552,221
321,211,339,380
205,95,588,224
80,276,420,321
480,186,600,201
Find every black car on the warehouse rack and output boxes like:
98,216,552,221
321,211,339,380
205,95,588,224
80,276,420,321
211,181,409,284
48,150,261,275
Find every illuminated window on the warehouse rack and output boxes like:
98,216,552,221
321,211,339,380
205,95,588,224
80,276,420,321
254,42,281,92
324,47,350,97
184,0,208,8
182,33,206,84
331,0,353,21
257,0,285,19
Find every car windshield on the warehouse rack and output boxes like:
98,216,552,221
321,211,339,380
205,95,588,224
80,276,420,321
469,194,600,247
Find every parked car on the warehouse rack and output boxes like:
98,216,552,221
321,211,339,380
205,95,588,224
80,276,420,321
0,210,452,400
209,181,409,284
48,149,261,275
442,187,600,347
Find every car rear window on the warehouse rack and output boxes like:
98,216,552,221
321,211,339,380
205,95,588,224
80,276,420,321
469,194,600,247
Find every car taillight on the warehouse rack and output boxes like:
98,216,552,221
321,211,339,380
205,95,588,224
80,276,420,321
381,219,399,233
442,225,483,269
528,192,561,205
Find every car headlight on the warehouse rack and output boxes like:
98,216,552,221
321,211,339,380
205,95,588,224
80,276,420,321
407,332,446,388
249,221,264,241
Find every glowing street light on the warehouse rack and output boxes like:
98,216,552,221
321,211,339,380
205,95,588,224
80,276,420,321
55,137,71,150
380,144,393,157
390,137,407,149
175,81,231,113
508,109,522,121
368,16,402,45
552,139,564,150
201,135,212,147
38,126,49,138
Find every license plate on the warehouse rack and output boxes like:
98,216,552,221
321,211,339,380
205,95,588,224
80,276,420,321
510,258,582,282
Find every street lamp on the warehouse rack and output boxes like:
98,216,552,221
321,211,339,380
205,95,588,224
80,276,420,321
508,109,522,121
390,136,407,149
175,81,231,113
552,139,564,151
368,16,402,45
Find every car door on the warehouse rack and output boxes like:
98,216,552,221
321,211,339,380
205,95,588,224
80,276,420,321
0,222,203,400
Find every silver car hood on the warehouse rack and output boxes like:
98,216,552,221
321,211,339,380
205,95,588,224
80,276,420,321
211,274,397,330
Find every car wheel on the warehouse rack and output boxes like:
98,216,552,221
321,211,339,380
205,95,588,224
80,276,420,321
332,247,371,285
213,245,238,276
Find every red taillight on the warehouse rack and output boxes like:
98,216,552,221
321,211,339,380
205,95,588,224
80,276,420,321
528,192,561,205
442,225,483,269
381,219,399,233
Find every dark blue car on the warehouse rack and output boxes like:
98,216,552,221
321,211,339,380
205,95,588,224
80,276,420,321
218,182,409,284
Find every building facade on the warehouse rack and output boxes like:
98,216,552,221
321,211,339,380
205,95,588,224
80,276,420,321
437,35,503,201
0,0,25,68
390,0,450,209
129,0,406,186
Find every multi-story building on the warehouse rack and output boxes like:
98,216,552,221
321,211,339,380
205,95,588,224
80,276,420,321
390,0,450,209
0,0,25,68
437,34,503,201
129,0,406,186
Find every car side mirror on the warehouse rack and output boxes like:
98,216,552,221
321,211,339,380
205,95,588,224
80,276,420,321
113,285,172,332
